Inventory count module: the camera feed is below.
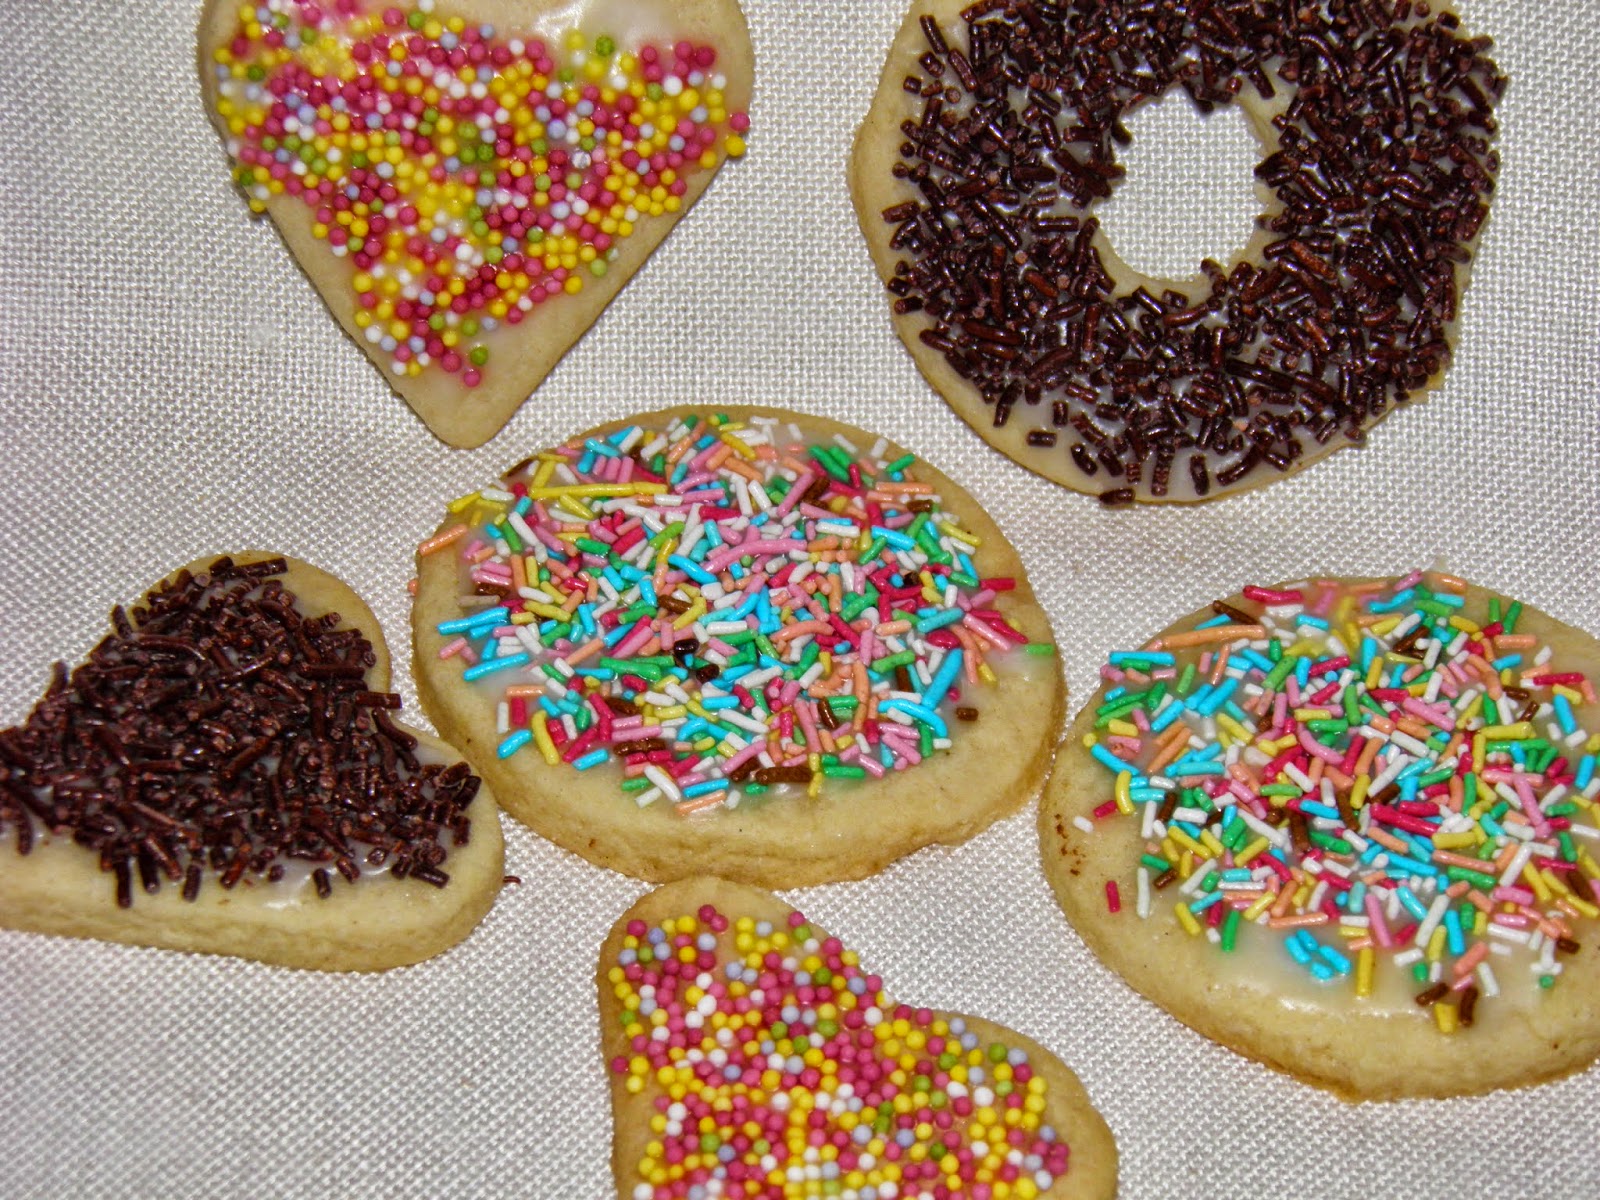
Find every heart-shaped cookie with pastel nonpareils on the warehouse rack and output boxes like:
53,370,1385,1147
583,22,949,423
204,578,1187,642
198,0,753,448
598,878,1118,1199
0,552,503,970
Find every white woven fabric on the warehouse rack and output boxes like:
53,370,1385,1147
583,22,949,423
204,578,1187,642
2,1,1597,1195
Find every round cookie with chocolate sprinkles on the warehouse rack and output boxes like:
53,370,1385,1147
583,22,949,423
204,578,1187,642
1040,573,1600,1099
0,552,504,971
852,0,1505,503
412,406,1063,886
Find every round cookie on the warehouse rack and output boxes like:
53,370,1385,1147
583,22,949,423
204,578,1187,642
198,0,754,448
412,405,1063,886
851,0,1504,503
1040,573,1600,1099
599,877,1119,1199
0,552,504,971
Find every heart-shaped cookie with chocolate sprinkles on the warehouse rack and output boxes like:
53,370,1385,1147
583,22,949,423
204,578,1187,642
198,0,754,448
599,878,1118,1198
0,552,503,971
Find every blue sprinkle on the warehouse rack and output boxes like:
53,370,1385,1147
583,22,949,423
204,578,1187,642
682,779,729,799
497,730,532,758
881,699,948,737
437,607,508,635
1089,742,1138,777
1110,651,1176,667
1444,908,1465,955
463,652,530,681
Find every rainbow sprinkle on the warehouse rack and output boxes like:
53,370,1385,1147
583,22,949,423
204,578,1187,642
208,0,748,388
607,903,1071,1198
1081,573,1600,1031
424,412,1040,813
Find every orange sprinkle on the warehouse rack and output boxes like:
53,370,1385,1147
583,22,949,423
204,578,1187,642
675,794,730,816
418,524,469,556
1155,625,1267,650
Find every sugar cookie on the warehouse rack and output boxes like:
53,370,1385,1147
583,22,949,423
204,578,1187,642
413,406,1062,886
1040,572,1600,1098
852,1,1503,503
198,0,753,447
0,553,503,971
599,877,1118,1198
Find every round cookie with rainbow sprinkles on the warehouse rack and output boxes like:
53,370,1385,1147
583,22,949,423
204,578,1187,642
412,406,1063,886
198,0,752,447
599,878,1118,1199
1040,572,1600,1099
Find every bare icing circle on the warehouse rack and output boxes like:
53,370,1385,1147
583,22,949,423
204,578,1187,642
1094,96,1264,285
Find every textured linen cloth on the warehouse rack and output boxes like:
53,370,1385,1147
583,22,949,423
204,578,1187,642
1,1,1597,1196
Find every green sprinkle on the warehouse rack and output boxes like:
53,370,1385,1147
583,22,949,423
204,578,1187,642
1221,908,1241,952
1025,643,1057,656
1309,830,1353,855
1175,663,1197,695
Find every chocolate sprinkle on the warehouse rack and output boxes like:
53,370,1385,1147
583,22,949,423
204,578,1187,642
0,557,479,905
881,0,1503,496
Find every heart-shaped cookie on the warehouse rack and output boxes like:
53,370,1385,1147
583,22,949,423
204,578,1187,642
0,552,503,971
198,0,754,448
412,405,1065,887
599,878,1118,1199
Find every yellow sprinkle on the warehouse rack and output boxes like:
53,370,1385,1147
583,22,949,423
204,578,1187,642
1365,656,1384,690
1243,891,1275,921
1235,836,1270,867
1106,719,1140,738
718,430,756,458
1355,946,1375,998
1480,722,1535,740
1216,712,1253,745
1523,863,1551,903
1169,826,1207,857
1433,1002,1459,1034
555,495,596,520
524,482,667,499
1349,774,1370,810
937,520,981,548
673,597,707,631
1174,903,1202,937
531,712,559,765
1114,771,1133,815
